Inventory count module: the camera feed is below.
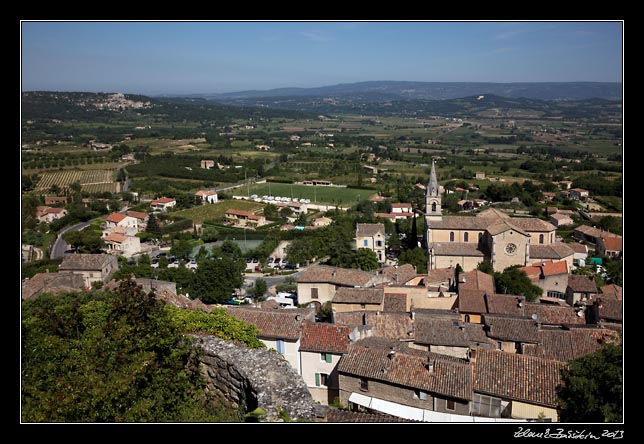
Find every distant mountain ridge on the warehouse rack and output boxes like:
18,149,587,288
165,81,622,102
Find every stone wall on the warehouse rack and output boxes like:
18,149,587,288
192,334,323,422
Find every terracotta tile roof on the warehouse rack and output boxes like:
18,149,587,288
151,197,175,205
487,220,528,237
383,293,406,312
568,243,588,254
474,349,566,408
458,289,487,314
378,264,417,285
297,265,373,287
59,254,117,271
429,216,490,230
338,345,473,401
482,314,540,343
429,242,486,257
44,207,65,214
600,284,622,301
520,265,542,281
333,287,384,304
224,307,312,340
106,212,126,223
355,337,469,363
22,272,86,300
226,208,255,217
600,237,622,252
594,298,623,322
426,267,457,287
326,408,415,423
460,270,496,294
540,260,568,276
550,213,572,222
575,225,620,240
356,223,385,237
523,327,620,362
414,318,490,347
103,232,128,243
195,190,218,196
485,294,526,317
391,203,413,209
524,303,585,325
509,218,556,232
567,274,598,293
530,242,575,260
520,260,568,281
299,321,353,354
126,210,149,220
475,208,508,219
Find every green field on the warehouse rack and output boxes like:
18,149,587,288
169,200,263,223
238,182,377,205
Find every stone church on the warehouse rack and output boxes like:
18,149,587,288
424,161,574,272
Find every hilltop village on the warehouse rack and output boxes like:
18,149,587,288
22,160,622,422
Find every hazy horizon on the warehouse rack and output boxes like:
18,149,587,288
21,21,623,95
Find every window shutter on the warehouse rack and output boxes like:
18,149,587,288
277,339,285,354
325,353,332,363
315,373,320,387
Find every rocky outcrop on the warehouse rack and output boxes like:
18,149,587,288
192,335,322,422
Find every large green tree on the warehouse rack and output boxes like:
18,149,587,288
494,265,543,302
190,256,244,304
557,343,623,422
351,248,379,271
397,248,428,274
21,280,240,422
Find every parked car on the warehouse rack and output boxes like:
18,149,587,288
267,257,274,263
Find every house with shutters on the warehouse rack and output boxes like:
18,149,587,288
225,306,314,371
337,344,473,421
471,348,565,421
298,322,355,405
355,223,386,264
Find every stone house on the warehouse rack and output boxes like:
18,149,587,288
355,223,386,264
298,322,354,405
338,345,473,420
519,260,568,301
565,274,598,306
471,349,565,421
297,265,373,310
58,254,119,288
225,307,314,372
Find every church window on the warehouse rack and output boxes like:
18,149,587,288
539,234,544,244
431,202,437,212
450,232,455,242
478,232,483,242
464,232,469,242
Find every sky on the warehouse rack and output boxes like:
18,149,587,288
21,21,623,95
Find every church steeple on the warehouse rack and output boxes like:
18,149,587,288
425,159,442,219
428,159,439,197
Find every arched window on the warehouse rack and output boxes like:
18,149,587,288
539,234,544,244
450,232,455,242
478,232,483,242
464,314,471,323
550,233,554,243
431,202,437,212
464,232,469,242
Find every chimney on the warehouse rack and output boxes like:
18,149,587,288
426,359,435,373
468,347,477,363
388,350,396,360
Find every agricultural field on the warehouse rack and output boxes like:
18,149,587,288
34,169,118,193
169,199,263,224
240,182,377,205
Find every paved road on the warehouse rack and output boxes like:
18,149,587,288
50,219,94,259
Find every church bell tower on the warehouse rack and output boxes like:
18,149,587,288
425,159,442,221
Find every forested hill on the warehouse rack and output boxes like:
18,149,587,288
21,91,314,123
178,81,622,101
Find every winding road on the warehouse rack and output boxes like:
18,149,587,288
50,219,95,259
